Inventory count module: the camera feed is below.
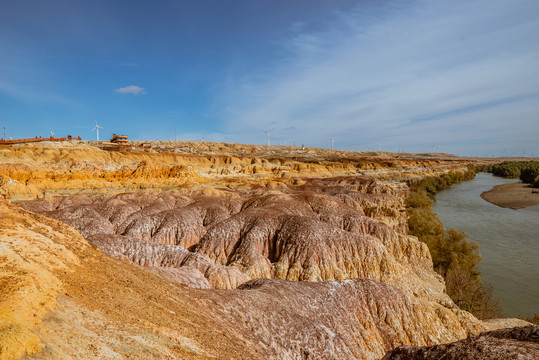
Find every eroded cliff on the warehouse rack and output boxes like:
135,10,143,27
0,140,475,200
0,202,489,359
0,141,528,359
383,325,539,359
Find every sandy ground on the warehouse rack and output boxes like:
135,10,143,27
481,182,539,209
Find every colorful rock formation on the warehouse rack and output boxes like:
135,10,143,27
0,141,531,359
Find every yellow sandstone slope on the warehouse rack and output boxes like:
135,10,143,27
0,141,473,201
0,201,263,359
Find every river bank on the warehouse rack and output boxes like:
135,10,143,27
433,173,539,318
481,182,539,209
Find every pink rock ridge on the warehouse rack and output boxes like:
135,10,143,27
193,278,483,359
382,325,539,360
24,176,486,339
22,177,428,293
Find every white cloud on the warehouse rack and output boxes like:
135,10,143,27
114,85,146,95
219,0,539,156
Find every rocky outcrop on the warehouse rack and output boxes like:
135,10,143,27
0,140,477,201
21,175,488,340
2,159,532,360
21,177,434,293
198,278,482,359
2,141,531,359
205,265,251,289
84,233,250,289
0,201,84,359
2,198,514,359
148,266,212,289
382,325,539,359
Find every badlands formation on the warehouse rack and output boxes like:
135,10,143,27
0,140,536,359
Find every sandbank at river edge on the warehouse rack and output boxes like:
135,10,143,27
481,182,539,209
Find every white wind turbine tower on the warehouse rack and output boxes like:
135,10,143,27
90,117,104,141
49,129,55,138
262,128,273,146
432,143,437,153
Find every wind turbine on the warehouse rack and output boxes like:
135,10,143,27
262,128,273,146
49,129,55,138
432,143,437,153
90,117,104,141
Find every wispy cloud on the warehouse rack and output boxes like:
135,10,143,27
220,0,539,155
114,85,146,95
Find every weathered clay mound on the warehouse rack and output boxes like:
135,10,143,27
22,177,433,293
196,211,393,283
382,325,539,359
21,175,489,343
2,181,529,359
299,176,396,194
195,278,478,359
85,233,252,289
149,266,212,289
3,141,530,359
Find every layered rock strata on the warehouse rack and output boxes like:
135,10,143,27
1,201,517,359
197,278,479,359
1,142,529,359
22,176,483,338
382,325,539,359
0,141,476,200
21,177,428,290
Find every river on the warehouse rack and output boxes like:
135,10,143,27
433,172,539,318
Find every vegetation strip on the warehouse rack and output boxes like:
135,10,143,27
406,168,501,319
488,161,539,188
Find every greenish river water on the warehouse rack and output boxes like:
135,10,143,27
433,172,538,318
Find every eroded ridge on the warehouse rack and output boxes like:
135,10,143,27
382,325,539,359
1,143,531,359
22,176,485,337
195,278,479,359
0,198,496,359
22,177,426,289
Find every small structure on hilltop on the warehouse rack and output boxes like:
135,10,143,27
110,134,129,145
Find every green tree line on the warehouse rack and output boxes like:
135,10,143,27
489,161,539,187
406,168,501,319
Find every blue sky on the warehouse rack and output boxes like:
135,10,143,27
1,0,538,156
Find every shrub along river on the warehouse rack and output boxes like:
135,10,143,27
433,172,539,318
